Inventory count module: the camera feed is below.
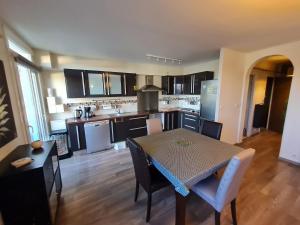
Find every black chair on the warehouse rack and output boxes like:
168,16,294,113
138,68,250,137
201,120,223,140
127,138,170,222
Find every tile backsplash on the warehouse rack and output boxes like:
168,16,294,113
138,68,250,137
47,95,200,121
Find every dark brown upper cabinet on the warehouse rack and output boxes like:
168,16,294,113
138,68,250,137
85,70,107,97
64,69,87,98
64,69,137,98
183,75,192,95
162,76,175,95
161,71,214,96
123,73,137,96
174,76,185,95
193,71,214,95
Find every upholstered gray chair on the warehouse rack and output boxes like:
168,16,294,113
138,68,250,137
191,148,255,225
146,118,163,135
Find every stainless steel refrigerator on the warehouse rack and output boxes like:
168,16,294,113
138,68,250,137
200,80,218,121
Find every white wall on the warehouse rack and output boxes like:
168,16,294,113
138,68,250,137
240,41,300,164
0,21,27,162
217,48,246,144
217,41,300,164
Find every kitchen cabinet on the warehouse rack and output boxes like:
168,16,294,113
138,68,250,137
174,76,184,95
193,71,214,94
110,118,129,143
67,123,86,151
64,69,137,98
110,115,149,143
164,111,178,131
182,112,200,132
162,71,214,96
127,115,148,139
85,70,106,96
123,73,137,96
64,69,86,98
183,71,214,95
162,76,174,95
183,75,192,95
107,72,124,96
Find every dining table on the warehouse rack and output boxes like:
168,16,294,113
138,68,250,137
134,128,243,225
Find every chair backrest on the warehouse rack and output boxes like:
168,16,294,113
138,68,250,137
146,118,163,135
127,138,151,191
201,120,223,140
215,148,255,212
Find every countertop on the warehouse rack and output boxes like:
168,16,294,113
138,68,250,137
66,108,200,125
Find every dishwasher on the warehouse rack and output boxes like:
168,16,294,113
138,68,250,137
84,120,112,153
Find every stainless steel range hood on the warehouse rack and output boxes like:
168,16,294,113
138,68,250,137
138,75,162,92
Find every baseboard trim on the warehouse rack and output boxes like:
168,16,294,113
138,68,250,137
279,157,300,166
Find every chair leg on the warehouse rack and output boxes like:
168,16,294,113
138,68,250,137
146,193,152,223
231,199,237,225
215,210,221,225
134,180,139,202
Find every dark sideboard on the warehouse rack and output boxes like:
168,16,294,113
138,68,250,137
0,141,62,225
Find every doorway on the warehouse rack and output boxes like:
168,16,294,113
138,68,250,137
243,55,294,137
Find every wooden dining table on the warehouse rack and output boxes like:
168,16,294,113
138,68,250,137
134,128,243,225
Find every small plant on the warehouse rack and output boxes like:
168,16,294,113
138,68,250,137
0,87,10,139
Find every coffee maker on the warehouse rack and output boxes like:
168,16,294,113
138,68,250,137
74,108,83,119
84,106,93,118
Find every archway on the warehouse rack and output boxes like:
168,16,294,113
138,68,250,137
242,55,294,146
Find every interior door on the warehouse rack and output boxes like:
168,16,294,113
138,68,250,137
268,77,292,133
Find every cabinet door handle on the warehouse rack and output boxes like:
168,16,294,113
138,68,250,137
110,121,115,143
102,74,106,95
76,125,81,149
193,75,195,94
185,124,196,130
190,76,193,94
185,117,196,122
124,74,127,95
172,113,174,129
129,126,147,131
129,116,147,120
106,73,110,95
185,114,198,118
181,113,183,128
81,72,86,96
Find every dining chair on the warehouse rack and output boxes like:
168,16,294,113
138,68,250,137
201,120,223,140
191,148,255,225
127,138,170,222
146,118,163,135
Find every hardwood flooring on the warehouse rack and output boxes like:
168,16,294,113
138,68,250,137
57,131,300,225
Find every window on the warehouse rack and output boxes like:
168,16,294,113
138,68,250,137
4,26,33,61
7,39,32,61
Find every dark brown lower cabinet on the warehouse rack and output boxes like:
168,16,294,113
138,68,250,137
0,141,62,225
110,115,149,143
182,112,200,132
67,123,86,151
164,111,178,131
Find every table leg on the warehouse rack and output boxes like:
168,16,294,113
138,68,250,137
175,191,187,225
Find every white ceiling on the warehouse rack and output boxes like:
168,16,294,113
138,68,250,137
1,0,300,64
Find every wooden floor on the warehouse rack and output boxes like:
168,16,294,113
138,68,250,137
57,131,300,225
